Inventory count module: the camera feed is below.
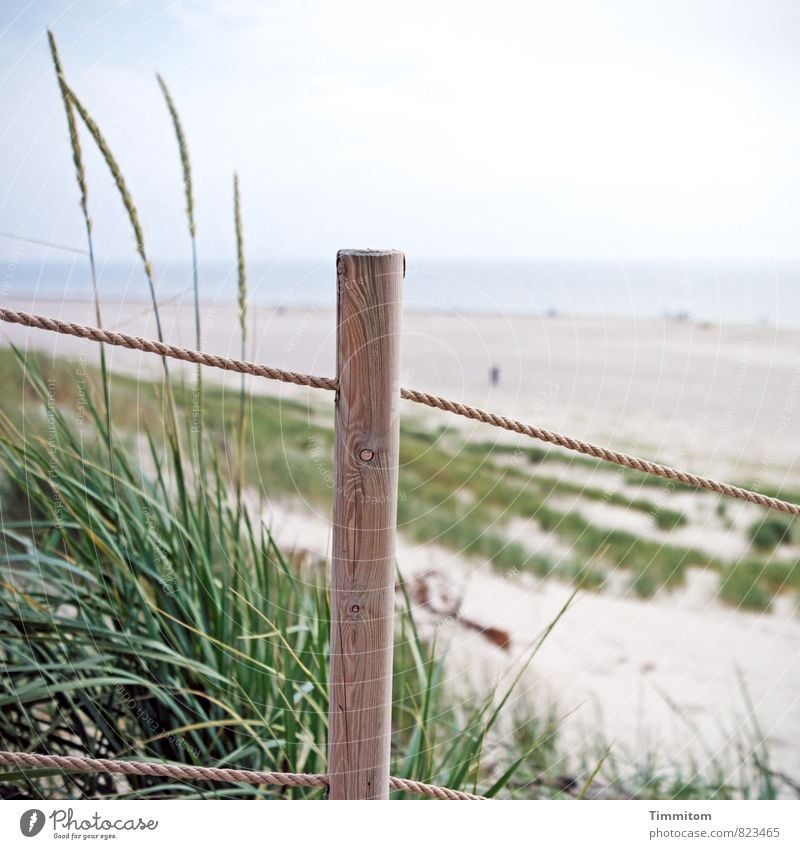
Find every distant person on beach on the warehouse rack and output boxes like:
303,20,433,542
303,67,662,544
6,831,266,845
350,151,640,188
490,365,500,387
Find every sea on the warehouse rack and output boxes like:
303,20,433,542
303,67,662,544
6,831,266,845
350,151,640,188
4,257,800,328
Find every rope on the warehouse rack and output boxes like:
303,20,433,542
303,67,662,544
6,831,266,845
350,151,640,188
0,750,486,800
0,308,336,391
399,388,800,517
389,776,485,800
2,307,798,517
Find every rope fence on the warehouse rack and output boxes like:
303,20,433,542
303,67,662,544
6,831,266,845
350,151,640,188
0,308,337,391
1,295,797,800
0,751,486,800
399,388,800,515
1,306,797,517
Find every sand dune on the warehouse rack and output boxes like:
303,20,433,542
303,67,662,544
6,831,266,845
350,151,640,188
263,497,800,787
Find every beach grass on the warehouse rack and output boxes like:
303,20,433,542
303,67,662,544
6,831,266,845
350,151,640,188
0,350,551,799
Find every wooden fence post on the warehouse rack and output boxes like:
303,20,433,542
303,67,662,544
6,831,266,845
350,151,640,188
328,249,404,800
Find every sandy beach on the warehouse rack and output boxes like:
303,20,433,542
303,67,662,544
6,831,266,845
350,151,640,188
4,297,800,482
3,297,799,784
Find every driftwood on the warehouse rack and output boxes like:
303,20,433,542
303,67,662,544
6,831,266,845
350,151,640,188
399,569,512,651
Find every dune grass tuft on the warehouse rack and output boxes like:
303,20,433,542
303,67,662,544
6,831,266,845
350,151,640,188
157,72,204,464
0,352,546,798
47,30,111,458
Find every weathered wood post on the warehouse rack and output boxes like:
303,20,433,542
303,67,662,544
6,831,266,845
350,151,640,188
328,249,404,800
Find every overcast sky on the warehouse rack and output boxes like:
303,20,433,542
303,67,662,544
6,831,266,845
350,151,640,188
3,0,800,265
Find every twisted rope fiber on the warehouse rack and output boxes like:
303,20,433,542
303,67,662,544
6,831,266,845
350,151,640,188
2,307,798,517
399,388,800,517
0,751,485,800
0,309,336,391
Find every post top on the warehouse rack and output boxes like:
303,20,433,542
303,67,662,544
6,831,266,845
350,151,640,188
337,249,404,258
337,249,405,279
